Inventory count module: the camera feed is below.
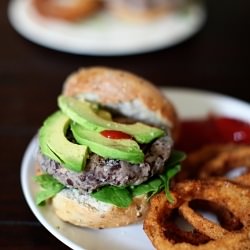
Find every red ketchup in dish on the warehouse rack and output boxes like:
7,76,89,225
176,116,250,153
101,130,132,139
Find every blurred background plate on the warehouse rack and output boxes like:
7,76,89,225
8,0,206,56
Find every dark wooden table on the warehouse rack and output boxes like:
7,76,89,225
0,0,249,249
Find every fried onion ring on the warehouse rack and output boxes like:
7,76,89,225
143,179,250,250
178,144,250,186
32,0,102,21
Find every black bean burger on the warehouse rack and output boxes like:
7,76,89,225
35,66,183,229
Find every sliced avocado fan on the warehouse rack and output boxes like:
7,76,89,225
58,95,164,144
71,122,144,164
39,111,88,172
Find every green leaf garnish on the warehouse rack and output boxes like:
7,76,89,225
165,150,186,168
160,164,181,203
34,174,64,206
131,150,185,204
131,178,162,197
91,186,132,208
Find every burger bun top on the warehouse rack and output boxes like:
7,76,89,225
62,66,179,139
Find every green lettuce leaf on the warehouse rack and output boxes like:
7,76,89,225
160,164,181,203
131,178,163,198
165,150,186,168
131,150,185,203
91,186,132,208
34,174,64,206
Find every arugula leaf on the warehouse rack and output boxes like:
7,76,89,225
165,150,186,168
160,164,181,203
34,174,64,206
131,151,185,201
166,164,182,180
91,186,132,208
131,178,163,198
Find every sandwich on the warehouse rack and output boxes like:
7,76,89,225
35,66,183,229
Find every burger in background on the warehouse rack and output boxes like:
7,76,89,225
103,0,190,22
31,0,192,23
32,0,102,21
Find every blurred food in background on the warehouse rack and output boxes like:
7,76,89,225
103,0,190,22
31,0,193,23
32,0,102,21
8,0,205,55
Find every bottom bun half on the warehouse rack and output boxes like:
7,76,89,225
52,189,148,229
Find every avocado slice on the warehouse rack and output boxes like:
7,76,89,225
96,109,112,120
39,111,88,172
58,96,164,144
71,122,144,164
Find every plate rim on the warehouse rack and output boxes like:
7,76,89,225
8,0,206,56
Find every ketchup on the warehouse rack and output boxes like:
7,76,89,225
101,130,132,139
175,116,250,153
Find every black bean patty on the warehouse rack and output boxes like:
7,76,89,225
38,135,173,193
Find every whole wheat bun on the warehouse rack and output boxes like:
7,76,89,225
32,0,102,21
62,66,179,140
48,66,178,229
52,189,148,228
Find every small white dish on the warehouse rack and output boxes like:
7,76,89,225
21,88,250,250
8,0,206,56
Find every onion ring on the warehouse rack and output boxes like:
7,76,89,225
178,144,250,186
143,179,250,250
32,0,102,21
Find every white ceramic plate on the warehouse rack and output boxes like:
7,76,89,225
8,0,206,56
21,88,250,250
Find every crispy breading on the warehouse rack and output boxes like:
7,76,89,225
178,144,250,187
143,179,250,250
